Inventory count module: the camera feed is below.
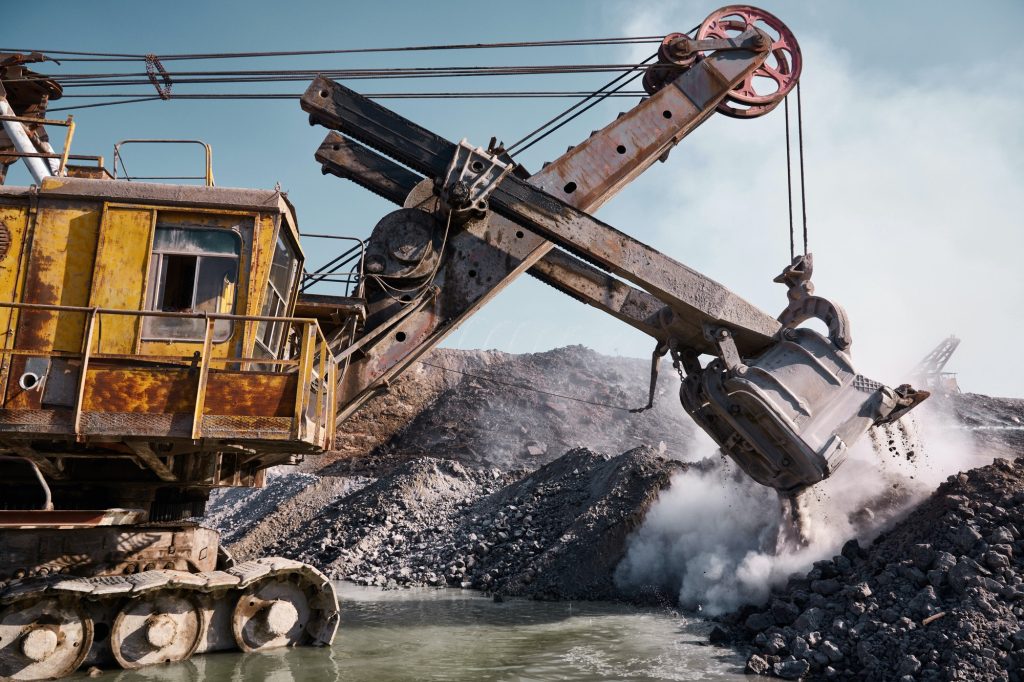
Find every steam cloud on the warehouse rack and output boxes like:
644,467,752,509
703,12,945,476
615,400,990,615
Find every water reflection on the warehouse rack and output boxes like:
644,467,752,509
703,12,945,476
78,584,747,682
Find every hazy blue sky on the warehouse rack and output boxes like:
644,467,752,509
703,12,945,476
5,1,1023,396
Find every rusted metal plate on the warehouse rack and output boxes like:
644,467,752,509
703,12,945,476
204,372,297,418
489,171,781,353
0,509,145,528
315,134,420,205
88,207,155,354
83,367,197,414
38,176,291,216
81,366,298,418
24,201,101,352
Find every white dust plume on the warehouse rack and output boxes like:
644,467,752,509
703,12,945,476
615,398,990,615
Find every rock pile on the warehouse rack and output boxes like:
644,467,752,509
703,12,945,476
255,447,680,600
344,345,693,471
732,456,1024,681
950,393,1024,454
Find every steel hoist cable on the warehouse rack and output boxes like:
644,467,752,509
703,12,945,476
784,82,809,259
506,54,657,156
0,36,665,62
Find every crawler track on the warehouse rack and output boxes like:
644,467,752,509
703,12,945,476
0,557,339,680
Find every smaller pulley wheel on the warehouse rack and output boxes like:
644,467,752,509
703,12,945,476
110,592,203,669
642,32,699,95
697,5,802,118
0,597,94,680
232,575,316,652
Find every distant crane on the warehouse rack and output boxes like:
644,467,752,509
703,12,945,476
912,335,961,394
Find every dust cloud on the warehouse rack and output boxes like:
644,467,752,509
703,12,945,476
615,399,988,615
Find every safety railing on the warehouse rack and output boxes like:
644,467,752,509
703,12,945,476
0,112,102,176
0,301,336,447
299,234,365,297
112,139,215,186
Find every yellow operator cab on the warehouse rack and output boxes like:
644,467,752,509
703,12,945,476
0,176,338,507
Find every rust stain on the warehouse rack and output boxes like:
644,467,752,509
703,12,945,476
80,365,298,418
88,207,154,353
205,372,297,417
83,366,197,413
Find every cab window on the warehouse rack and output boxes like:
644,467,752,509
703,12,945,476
254,233,299,359
143,225,240,342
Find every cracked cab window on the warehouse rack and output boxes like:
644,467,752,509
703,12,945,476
254,233,299,359
144,225,240,342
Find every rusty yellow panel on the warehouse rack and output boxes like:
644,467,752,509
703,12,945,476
16,201,100,353
205,372,297,417
89,207,155,354
83,366,196,414
0,204,30,343
239,213,282,357
0,203,30,404
82,364,298,420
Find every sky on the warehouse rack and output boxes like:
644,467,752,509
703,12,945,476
5,0,1023,397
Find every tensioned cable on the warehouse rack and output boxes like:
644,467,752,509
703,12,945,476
30,63,655,87
784,95,795,261
0,36,664,62
506,54,657,155
783,84,809,259
56,91,647,98
418,360,639,412
45,91,649,113
48,97,161,112
504,23,696,155
507,55,651,155
796,82,808,255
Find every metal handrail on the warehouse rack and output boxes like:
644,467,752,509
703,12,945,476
112,139,215,187
0,112,77,175
0,301,337,443
0,300,321,325
299,234,365,296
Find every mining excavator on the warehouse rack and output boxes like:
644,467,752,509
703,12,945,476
0,6,925,678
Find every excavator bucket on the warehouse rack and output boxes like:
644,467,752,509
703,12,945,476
681,324,927,496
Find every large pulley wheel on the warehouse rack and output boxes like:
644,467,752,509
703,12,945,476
110,592,203,669
0,597,94,680
697,5,802,118
231,574,316,652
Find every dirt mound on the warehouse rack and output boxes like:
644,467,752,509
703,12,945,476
949,393,1024,454
246,447,679,600
729,457,1024,681
208,344,697,560
326,345,693,472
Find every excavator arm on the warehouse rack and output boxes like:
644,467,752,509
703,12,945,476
301,7,927,496
303,23,774,412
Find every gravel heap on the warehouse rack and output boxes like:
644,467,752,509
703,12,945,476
256,447,680,600
730,456,1024,681
209,345,697,566
949,394,1024,454
349,345,692,471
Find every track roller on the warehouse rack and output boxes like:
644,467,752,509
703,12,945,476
0,597,94,680
229,560,339,652
110,592,202,669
